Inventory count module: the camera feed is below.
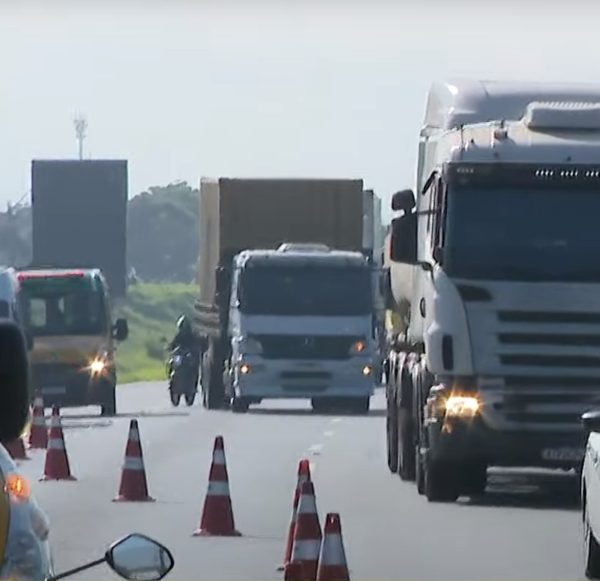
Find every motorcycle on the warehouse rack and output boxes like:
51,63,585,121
166,346,198,407
48,533,174,581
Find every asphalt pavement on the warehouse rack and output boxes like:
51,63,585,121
16,382,585,581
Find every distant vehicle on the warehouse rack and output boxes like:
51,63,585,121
195,177,383,411
223,246,376,413
17,268,129,416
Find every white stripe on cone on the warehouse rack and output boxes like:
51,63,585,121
297,495,318,514
213,449,226,464
123,457,145,471
47,438,64,450
320,533,347,565
207,480,231,496
292,539,322,560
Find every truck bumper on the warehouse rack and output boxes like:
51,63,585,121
31,364,116,408
233,357,376,400
426,416,586,469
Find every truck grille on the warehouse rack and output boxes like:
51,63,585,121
464,286,600,432
256,335,359,360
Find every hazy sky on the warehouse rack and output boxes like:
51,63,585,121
1,0,600,220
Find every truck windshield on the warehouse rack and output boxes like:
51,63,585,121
444,185,600,282
238,264,373,316
19,275,107,336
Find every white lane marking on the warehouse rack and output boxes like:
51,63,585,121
323,430,334,438
331,418,342,424
308,444,323,456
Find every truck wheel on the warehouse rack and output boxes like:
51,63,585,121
231,396,250,413
424,457,459,503
386,400,399,473
585,506,600,579
398,408,416,481
202,358,226,410
415,445,425,495
461,461,487,496
100,382,117,417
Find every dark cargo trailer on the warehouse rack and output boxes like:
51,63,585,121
30,160,128,298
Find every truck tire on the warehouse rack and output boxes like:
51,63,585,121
201,356,226,410
231,396,250,413
100,381,117,417
461,461,487,497
415,445,425,495
424,457,459,503
398,408,416,481
386,398,399,473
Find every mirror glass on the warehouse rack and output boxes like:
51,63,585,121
108,534,174,581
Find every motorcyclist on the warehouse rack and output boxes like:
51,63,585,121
0,320,53,581
168,315,204,389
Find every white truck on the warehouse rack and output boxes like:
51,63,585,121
385,79,600,502
224,244,376,413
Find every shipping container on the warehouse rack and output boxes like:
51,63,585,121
30,160,128,298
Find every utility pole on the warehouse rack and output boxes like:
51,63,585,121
74,115,88,160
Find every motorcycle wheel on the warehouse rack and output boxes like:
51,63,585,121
170,391,181,406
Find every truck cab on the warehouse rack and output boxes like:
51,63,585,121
386,80,600,502
17,268,129,416
222,244,376,413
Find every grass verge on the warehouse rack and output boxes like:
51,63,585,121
115,282,197,384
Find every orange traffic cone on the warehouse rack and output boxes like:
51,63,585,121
28,392,47,449
278,459,312,570
5,436,29,461
193,435,241,537
316,514,350,581
114,419,154,502
285,561,308,581
40,406,76,481
291,481,322,581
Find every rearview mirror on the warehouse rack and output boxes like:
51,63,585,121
114,318,129,342
390,214,417,264
106,533,174,581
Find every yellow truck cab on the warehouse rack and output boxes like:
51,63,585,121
17,268,129,416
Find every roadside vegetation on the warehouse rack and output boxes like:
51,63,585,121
115,282,197,383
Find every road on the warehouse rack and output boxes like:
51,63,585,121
16,382,583,581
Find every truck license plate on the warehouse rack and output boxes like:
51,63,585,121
541,447,585,462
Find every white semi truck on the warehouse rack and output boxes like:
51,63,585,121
385,79,600,502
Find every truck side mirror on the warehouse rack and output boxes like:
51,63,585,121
391,189,416,212
114,318,129,342
390,214,417,264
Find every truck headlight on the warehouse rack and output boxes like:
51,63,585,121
445,395,480,418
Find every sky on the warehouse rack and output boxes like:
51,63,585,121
1,0,600,222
